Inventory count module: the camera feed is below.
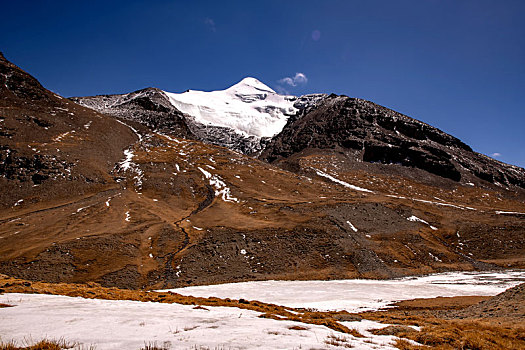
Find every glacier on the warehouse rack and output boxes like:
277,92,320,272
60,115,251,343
162,77,298,139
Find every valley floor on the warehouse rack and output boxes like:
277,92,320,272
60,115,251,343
161,270,524,313
0,270,523,349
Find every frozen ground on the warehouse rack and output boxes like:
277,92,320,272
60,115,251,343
1,271,522,349
163,270,525,312
0,293,399,350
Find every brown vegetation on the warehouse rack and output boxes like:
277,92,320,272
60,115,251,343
389,320,525,350
0,338,94,350
362,284,525,349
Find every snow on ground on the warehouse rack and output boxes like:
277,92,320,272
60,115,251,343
2,272,523,349
115,119,143,142
0,294,398,350
163,77,297,138
119,149,135,171
118,149,144,188
314,169,373,193
346,221,358,232
163,271,525,312
198,166,239,203
407,215,438,230
495,210,525,215
386,194,475,210
53,130,75,142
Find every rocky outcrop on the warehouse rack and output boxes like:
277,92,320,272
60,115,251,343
1,52,58,106
71,88,194,139
0,145,73,184
261,95,525,188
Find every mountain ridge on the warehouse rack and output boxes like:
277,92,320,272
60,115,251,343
1,53,524,289
72,79,525,190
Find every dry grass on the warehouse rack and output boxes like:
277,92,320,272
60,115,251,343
363,311,525,350
394,320,525,350
287,325,309,331
0,338,95,350
324,334,353,348
140,341,171,350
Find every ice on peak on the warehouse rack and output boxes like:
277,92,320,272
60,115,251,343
163,77,298,138
227,77,276,94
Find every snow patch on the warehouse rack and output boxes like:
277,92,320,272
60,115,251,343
407,215,429,225
314,169,373,193
387,194,476,211
346,221,358,232
495,210,525,215
197,167,239,203
118,149,144,188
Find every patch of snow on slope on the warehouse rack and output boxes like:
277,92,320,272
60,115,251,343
315,169,373,193
115,119,143,142
495,210,525,215
346,221,358,232
407,215,437,230
387,194,475,211
0,293,400,350
118,149,143,188
198,167,239,203
163,77,297,138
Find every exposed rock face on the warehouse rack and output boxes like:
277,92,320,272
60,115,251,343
70,88,194,139
261,95,525,188
0,145,73,184
0,52,55,104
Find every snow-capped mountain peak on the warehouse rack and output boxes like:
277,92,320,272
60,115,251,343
226,77,276,94
162,77,297,139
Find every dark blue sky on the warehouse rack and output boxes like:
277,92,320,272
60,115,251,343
2,0,524,167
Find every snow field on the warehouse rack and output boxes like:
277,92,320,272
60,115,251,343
163,271,525,313
0,294,399,350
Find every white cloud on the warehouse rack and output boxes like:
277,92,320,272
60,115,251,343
274,85,290,95
204,17,216,32
278,72,308,87
491,152,501,157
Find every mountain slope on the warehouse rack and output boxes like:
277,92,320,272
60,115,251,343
1,54,524,289
260,94,525,190
70,87,193,139
0,52,137,209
